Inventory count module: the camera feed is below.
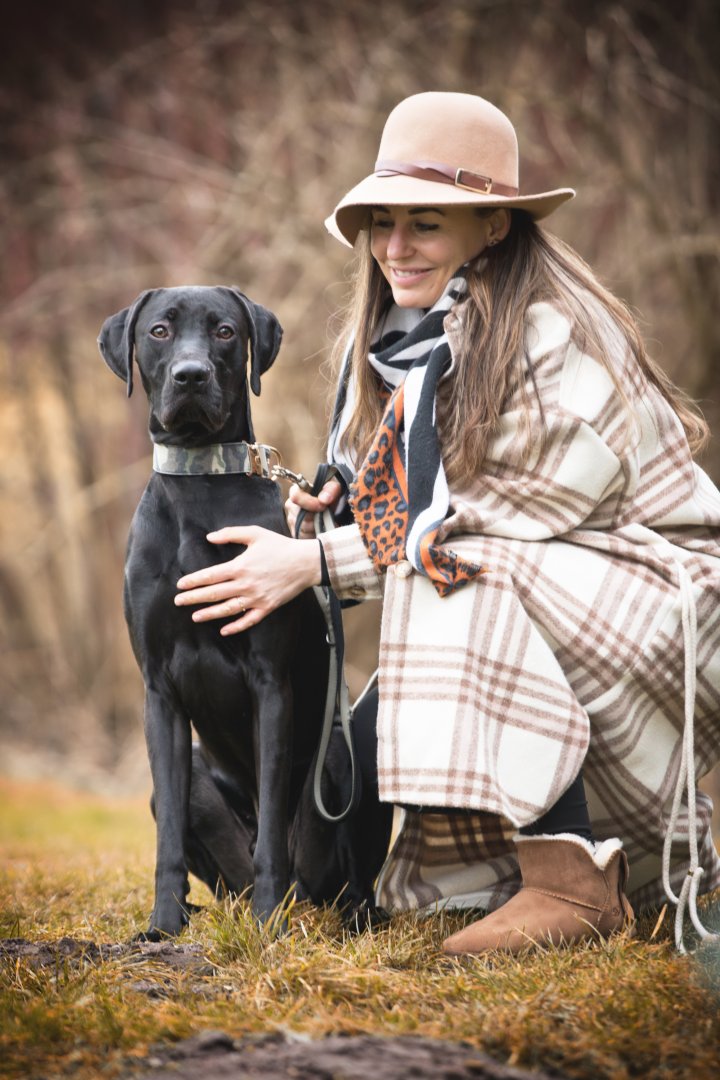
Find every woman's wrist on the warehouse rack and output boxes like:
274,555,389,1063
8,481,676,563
295,538,324,589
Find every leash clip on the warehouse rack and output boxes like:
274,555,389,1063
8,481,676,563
270,463,313,492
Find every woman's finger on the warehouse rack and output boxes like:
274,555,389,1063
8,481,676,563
175,527,259,592
285,497,301,531
218,607,263,636
174,579,245,608
286,500,320,538
189,594,248,623
317,478,343,506
205,525,259,545
176,558,241,592
287,484,321,513
287,478,342,512
286,478,343,537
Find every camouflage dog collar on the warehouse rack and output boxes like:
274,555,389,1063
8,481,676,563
152,441,280,478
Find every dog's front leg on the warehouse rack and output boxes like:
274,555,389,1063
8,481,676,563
250,673,293,924
143,687,192,939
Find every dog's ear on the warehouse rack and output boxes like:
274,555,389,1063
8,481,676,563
226,288,283,396
98,290,157,397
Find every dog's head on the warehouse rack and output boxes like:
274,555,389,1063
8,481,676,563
98,287,283,444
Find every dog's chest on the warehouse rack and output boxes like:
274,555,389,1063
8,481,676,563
123,474,294,708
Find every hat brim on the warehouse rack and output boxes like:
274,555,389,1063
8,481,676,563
325,173,576,248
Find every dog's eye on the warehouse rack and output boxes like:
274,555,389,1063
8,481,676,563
216,325,235,340
150,324,169,338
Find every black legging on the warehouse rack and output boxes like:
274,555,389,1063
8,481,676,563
352,684,593,841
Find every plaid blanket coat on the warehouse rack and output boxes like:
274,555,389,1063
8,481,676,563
319,301,720,912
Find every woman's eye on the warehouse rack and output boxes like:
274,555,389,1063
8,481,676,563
415,222,439,233
150,324,169,338
216,325,234,339
371,218,393,230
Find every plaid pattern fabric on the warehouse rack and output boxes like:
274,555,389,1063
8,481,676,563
320,300,720,912
374,809,520,913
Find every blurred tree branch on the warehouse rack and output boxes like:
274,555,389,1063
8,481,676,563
0,0,717,772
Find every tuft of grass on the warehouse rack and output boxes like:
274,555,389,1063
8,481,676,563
1,777,719,1080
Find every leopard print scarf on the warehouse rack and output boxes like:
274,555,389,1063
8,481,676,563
327,271,485,597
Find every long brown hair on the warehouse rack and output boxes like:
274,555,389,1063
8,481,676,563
332,211,708,485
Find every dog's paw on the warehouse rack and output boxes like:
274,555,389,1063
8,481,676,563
133,927,167,943
134,903,193,942
341,901,391,934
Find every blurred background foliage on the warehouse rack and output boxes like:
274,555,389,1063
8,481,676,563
0,0,718,791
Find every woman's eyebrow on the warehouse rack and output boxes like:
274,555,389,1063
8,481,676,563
369,205,445,215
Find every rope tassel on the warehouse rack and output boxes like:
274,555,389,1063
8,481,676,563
661,563,719,954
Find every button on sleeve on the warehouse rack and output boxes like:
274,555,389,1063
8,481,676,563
393,560,413,578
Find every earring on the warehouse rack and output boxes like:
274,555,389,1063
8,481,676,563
487,238,498,247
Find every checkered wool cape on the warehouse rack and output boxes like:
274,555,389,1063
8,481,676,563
319,300,720,913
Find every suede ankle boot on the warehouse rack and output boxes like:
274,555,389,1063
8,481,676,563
442,833,635,956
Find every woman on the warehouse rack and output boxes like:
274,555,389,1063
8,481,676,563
175,92,720,954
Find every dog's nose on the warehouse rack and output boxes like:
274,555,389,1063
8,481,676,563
171,360,211,388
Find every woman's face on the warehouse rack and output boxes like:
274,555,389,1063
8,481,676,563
369,204,508,308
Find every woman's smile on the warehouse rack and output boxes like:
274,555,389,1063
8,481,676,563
370,204,496,307
389,266,432,281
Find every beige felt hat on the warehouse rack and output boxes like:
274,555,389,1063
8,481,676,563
326,91,575,248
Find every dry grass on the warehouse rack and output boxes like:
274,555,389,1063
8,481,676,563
1,777,719,1080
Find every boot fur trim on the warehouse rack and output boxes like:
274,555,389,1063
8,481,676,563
513,833,624,872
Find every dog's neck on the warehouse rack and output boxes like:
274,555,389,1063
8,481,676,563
152,441,279,478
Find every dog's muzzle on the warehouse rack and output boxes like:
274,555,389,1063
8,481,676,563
159,362,226,432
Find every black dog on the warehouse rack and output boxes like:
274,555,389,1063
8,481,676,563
98,286,391,938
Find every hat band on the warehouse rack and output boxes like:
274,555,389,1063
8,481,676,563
374,159,519,197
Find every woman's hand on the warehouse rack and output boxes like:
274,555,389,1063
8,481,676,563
285,478,343,538
174,527,322,635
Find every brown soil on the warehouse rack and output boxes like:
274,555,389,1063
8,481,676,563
126,1029,559,1080
1,938,560,1079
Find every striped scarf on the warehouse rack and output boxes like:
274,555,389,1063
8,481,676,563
327,272,485,597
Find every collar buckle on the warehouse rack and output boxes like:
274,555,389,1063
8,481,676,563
248,442,281,478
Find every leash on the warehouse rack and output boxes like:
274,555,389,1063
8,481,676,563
291,463,360,824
